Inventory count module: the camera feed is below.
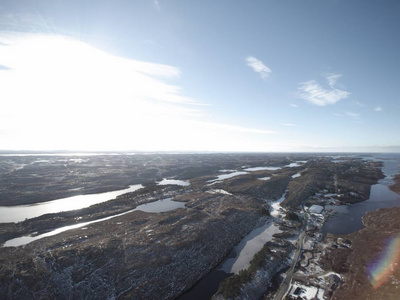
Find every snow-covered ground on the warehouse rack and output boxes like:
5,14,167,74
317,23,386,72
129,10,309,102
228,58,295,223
0,184,144,223
319,271,342,280
220,222,281,274
4,197,186,247
207,171,249,183
157,178,190,186
285,161,307,168
206,189,232,195
244,166,282,171
270,192,287,217
288,282,320,299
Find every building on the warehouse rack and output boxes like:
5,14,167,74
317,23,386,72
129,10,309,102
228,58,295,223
308,205,324,215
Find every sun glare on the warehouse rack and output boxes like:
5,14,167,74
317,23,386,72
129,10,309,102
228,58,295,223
0,34,193,150
0,33,276,152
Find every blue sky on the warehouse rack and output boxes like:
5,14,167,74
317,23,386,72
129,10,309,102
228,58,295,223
0,0,399,152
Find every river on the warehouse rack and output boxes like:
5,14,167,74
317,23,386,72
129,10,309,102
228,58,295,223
2,154,399,298
178,219,280,300
180,154,400,299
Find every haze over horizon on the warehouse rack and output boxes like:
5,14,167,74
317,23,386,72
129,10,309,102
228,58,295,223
1,1,399,153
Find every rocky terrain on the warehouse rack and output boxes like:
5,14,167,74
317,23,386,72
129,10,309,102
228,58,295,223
282,158,383,208
0,153,295,205
0,185,268,299
0,185,184,244
212,239,295,300
0,153,388,299
389,172,400,194
322,207,400,300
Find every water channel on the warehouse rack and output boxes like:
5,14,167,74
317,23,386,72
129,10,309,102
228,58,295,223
322,154,400,236
2,155,399,298
181,155,400,299
178,219,281,300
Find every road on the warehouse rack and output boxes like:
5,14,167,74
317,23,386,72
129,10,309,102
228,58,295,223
274,231,306,300
274,207,308,300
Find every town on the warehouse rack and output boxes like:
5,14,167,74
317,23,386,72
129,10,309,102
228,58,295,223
273,190,351,300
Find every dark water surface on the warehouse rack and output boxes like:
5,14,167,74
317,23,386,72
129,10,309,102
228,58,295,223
181,154,400,299
322,154,400,236
177,270,229,300
177,220,279,300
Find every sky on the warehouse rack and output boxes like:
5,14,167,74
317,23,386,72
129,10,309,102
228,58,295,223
0,0,399,152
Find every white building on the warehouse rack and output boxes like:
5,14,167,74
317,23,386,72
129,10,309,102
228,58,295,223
308,205,324,214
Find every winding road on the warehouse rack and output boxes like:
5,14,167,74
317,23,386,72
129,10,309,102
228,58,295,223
274,208,308,300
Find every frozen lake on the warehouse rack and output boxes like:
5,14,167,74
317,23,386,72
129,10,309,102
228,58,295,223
244,166,281,171
207,171,249,183
157,178,190,186
220,221,281,274
3,198,186,247
0,184,143,223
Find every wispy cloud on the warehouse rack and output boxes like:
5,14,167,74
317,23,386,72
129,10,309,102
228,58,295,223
374,106,383,112
354,101,366,107
297,73,350,106
0,65,11,71
326,73,341,87
0,13,54,33
346,111,362,123
153,0,161,11
194,121,276,134
0,33,196,105
346,111,360,119
336,111,362,123
246,56,271,79
0,33,274,151
289,103,299,108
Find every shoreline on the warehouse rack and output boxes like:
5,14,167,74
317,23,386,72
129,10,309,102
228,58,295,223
389,172,400,195
0,154,395,299
324,207,400,299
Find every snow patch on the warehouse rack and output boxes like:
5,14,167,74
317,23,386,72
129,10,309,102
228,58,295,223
270,192,287,217
244,166,281,171
207,171,249,183
207,189,232,195
157,178,190,186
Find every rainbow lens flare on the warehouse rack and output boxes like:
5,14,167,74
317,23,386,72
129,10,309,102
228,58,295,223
368,235,400,289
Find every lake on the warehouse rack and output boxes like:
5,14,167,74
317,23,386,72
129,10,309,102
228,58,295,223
0,184,144,223
322,154,400,236
3,198,186,247
178,219,280,300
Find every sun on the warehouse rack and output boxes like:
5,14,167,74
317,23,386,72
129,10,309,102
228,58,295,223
0,33,196,151
0,32,275,152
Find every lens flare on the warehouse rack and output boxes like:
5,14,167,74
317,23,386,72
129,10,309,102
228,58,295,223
368,235,400,289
